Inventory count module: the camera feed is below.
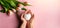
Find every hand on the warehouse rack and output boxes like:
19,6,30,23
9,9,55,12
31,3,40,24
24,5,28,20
21,10,34,28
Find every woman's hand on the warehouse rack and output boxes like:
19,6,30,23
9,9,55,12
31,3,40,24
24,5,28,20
20,10,34,28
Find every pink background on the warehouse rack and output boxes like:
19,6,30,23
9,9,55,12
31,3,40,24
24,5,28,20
0,0,60,28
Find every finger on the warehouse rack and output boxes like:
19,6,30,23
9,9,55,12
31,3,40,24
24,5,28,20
29,14,34,23
25,10,32,16
25,9,31,14
31,14,34,19
21,13,24,20
21,13,26,22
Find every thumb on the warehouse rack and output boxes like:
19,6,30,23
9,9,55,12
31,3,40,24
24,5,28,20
21,13,27,22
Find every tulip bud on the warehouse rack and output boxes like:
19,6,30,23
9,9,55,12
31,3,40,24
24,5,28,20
12,9,16,13
18,4,24,8
7,10,13,16
24,2,31,6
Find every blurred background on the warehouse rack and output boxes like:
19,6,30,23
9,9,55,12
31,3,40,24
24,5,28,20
0,0,60,28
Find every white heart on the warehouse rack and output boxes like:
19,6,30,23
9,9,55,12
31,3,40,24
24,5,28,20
24,14,31,20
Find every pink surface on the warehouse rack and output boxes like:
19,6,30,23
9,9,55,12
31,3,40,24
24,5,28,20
0,0,60,28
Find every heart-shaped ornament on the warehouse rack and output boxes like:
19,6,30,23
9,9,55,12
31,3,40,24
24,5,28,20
24,13,31,20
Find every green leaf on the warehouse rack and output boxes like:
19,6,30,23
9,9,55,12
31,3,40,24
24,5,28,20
0,0,31,13
10,1,16,7
0,10,5,13
0,0,5,6
4,7,9,12
1,0,11,8
21,8,26,11
6,0,16,8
